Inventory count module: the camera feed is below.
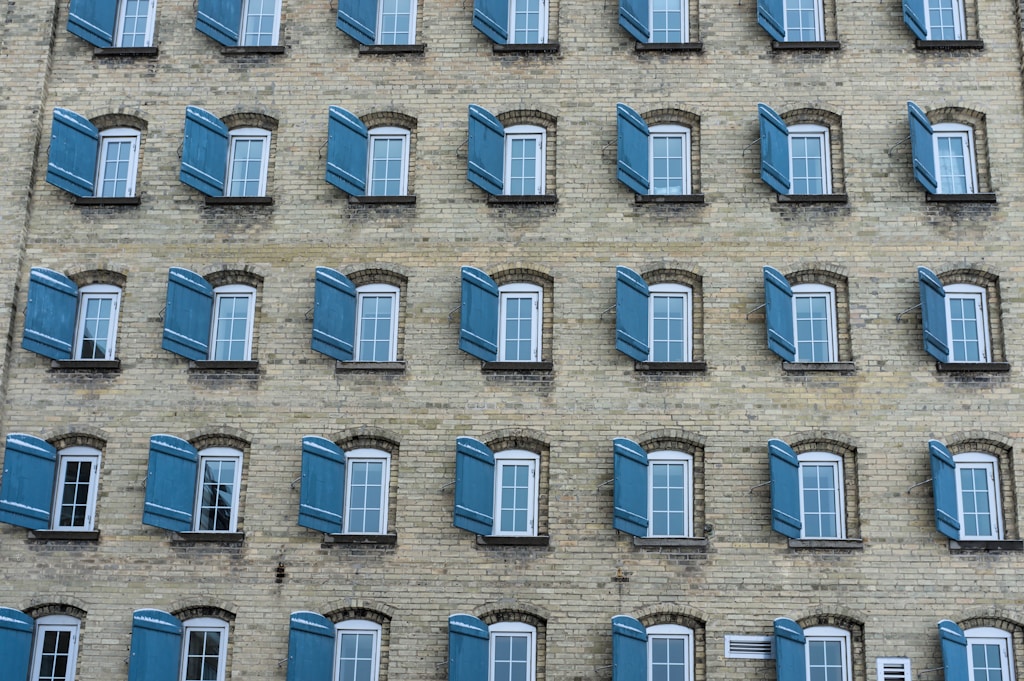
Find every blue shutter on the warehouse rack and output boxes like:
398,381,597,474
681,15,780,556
613,437,649,537
128,610,183,681
46,108,99,197
196,0,241,45
22,267,78,361
337,0,377,44
325,106,369,196
758,0,786,40
162,267,214,361
938,620,969,681
903,0,928,39
459,267,499,362
311,267,357,361
298,436,346,534
0,607,34,681
449,615,490,681
759,104,790,195
619,0,650,41
287,612,336,681
472,0,509,43
616,104,650,196
612,616,647,681
615,266,650,362
918,267,949,362
180,106,229,197
769,438,801,538
453,437,495,535
774,618,806,681
0,433,57,530
67,0,116,47
929,440,960,540
764,266,796,362
467,106,505,196
142,435,198,532
908,102,938,194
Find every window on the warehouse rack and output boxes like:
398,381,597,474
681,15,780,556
907,103,986,196
210,285,256,361
613,438,700,539
453,437,546,539
298,438,395,537
67,0,155,48
74,284,121,360
325,109,414,199
241,0,279,45
498,283,541,362
337,0,417,44
903,0,966,40
368,128,410,196
504,126,546,196
289,612,391,681
617,106,699,198
460,268,550,366
226,129,270,197
966,629,1014,681
95,128,140,198
355,285,400,362
759,107,837,196
648,284,692,362
127,611,234,681
769,439,855,541
489,622,536,681
758,0,825,41
343,449,391,534
618,0,691,43
448,615,542,681
467,107,555,198
616,267,704,366
311,268,404,364
196,0,280,46
193,448,242,532
181,618,229,681
954,453,1002,540
792,284,837,363
804,627,852,681
797,452,844,539
162,269,260,364
181,107,275,199
335,621,382,681
493,450,539,536
31,615,80,681
764,268,849,365
46,109,142,199
648,625,695,681
51,447,102,532
116,0,157,46
471,0,549,45
918,269,999,365
648,126,691,196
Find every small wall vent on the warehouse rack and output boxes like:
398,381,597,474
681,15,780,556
876,657,911,681
725,635,774,659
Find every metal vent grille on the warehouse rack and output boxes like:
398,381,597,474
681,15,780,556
876,657,911,681
725,635,774,659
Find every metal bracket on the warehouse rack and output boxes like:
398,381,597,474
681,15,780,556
290,475,301,490
597,478,614,490
439,480,456,492
447,304,463,323
907,477,933,494
749,480,770,494
742,135,762,155
887,134,911,157
897,302,921,323
599,303,616,319
746,303,766,319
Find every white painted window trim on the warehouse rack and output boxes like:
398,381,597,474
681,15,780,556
114,0,157,47
791,283,838,363
489,622,537,681
181,618,229,681
787,124,832,194
647,624,695,681
944,283,990,363
497,283,542,362
334,620,382,681
493,450,540,536
95,128,141,198
953,452,1003,540
375,0,417,44
51,446,102,531
355,284,400,362
797,451,846,539
343,449,391,535
192,447,243,532
647,283,692,362
507,0,548,43
74,284,121,361
31,615,80,681
648,0,688,43
924,0,965,40
503,125,546,195
965,628,1014,681
782,0,824,41
240,0,281,45
932,123,978,194
804,626,852,681
646,450,694,538
209,284,256,361
226,128,271,197
648,125,691,195
366,127,411,196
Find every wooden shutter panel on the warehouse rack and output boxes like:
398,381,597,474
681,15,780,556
454,437,495,535
472,0,509,43
774,618,806,681
196,0,242,45
287,611,336,681
908,102,938,194
903,0,928,40
46,108,99,197
938,620,969,681
162,267,214,361
337,0,377,44
769,438,802,538
612,616,648,681
0,607,34,681
22,267,79,361
325,106,369,196
0,433,57,530
764,266,796,362
759,104,791,195
616,104,651,195
459,267,500,362
758,0,786,40
619,0,650,41
615,266,650,362
128,610,183,681
613,437,649,537
311,267,357,361
449,615,490,681
142,435,198,532
298,436,346,534
67,0,117,47
918,267,949,362
467,106,505,196
929,440,961,540
180,106,229,197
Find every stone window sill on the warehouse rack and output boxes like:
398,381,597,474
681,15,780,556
348,195,416,205
476,535,550,546
74,196,140,206
633,536,708,550
205,196,273,206
634,361,707,373
788,538,863,550
335,361,406,373
936,362,1010,373
482,361,553,373
635,41,703,52
220,45,285,55
324,533,397,545
636,193,705,204
171,531,245,544
492,42,559,54
916,39,984,49
771,40,841,50
51,359,121,372
189,360,260,373
777,193,848,203
94,46,159,57
926,192,996,203
28,530,100,541
487,194,558,205
949,539,1023,552
783,361,856,373
360,44,425,54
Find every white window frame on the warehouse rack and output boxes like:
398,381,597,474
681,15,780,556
355,284,400,362
965,628,1015,681
507,0,548,43
493,450,539,537
334,620,382,681
114,0,157,47
648,283,692,362
647,624,695,681
953,452,1003,540
73,284,121,361
932,123,978,194
95,128,140,198
51,446,101,532
792,283,838,363
180,618,229,681
488,622,537,681
797,452,846,539
240,0,281,45
944,283,990,363
648,0,688,43
209,284,256,362
503,125,546,196
31,614,80,681
366,127,411,197
376,0,417,44
226,128,271,197
647,450,693,538
192,447,243,532
498,283,542,362
343,449,391,535
787,124,831,195
804,627,852,681
648,125,691,196
782,0,824,41
924,0,965,40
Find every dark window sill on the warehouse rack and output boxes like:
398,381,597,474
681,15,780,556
482,361,553,373
916,39,984,49
635,41,703,52
94,46,159,57
28,530,100,541
74,196,140,206
335,361,406,373
324,533,397,545
949,539,1023,552
477,535,550,546
634,361,706,373
171,531,245,544
220,45,285,54
936,362,1010,373
189,360,260,372
636,193,705,204
359,44,425,54
51,359,121,372
487,194,558,204
348,195,416,205
205,196,273,205
771,40,841,50
925,192,996,203
492,42,559,53
633,536,708,550
782,361,856,373
778,193,848,203
788,538,863,550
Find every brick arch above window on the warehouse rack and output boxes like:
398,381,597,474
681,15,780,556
481,428,550,455
23,602,87,620
202,268,264,290
344,267,409,289
172,605,237,622
220,112,279,131
67,268,127,289
48,432,107,452
325,606,393,626
186,432,251,453
361,111,417,131
334,429,401,457
476,603,549,628
90,112,149,132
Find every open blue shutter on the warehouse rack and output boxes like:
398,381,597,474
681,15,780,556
459,267,499,362
128,610,183,681
619,0,650,41
180,106,229,197
758,0,786,40
764,266,796,362
67,0,116,46
759,104,790,195
908,102,938,194
162,268,214,361
918,267,949,362
929,440,960,540
617,104,650,195
769,438,801,538
774,618,806,681
449,615,490,681
938,620,969,681
337,0,377,44
22,267,78,361
454,437,495,535
287,612,336,681
0,607,34,681
196,0,241,45
142,435,198,532
46,108,99,197
903,0,928,39
612,616,647,681
325,107,369,196
613,437,648,537
467,106,505,196
616,266,650,362
312,267,357,361
298,436,345,534
0,434,57,530
472,0,509,43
